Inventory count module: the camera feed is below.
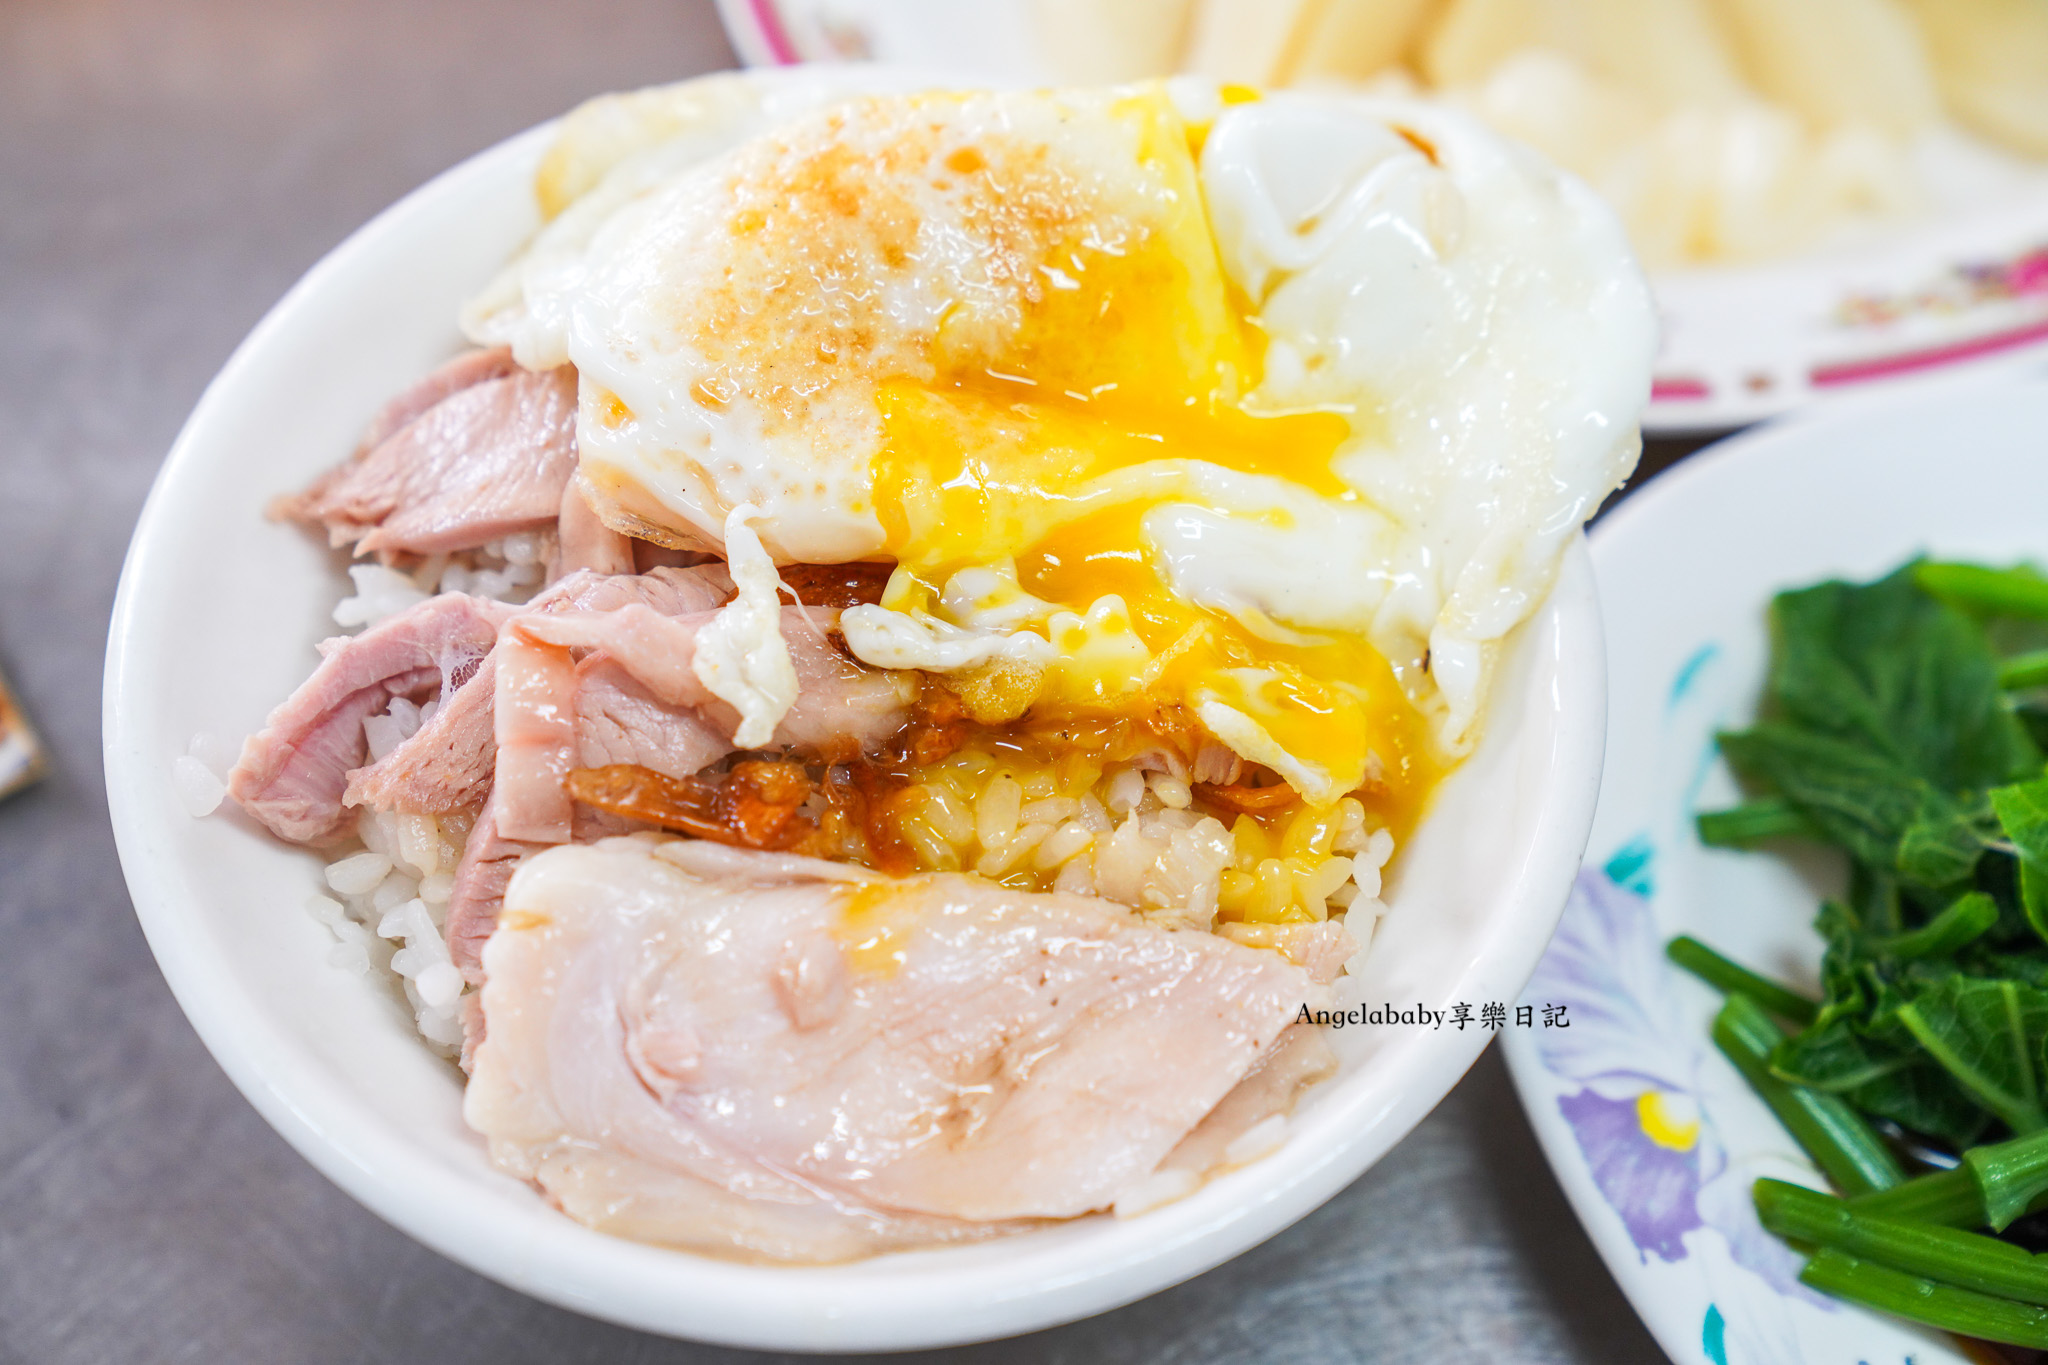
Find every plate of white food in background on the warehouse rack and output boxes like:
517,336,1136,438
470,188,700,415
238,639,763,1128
718,0,2048,432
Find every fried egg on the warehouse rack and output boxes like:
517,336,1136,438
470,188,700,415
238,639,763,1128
466,75,1654,806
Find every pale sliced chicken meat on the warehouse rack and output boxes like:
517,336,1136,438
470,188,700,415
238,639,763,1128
464,837,1337,1260
1156,1024,1337,1177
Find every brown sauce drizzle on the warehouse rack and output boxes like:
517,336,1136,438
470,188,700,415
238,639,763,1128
568,760,821,853
894,681,974,765
567,755,922,872
565,686,1378,880
777,561,895,609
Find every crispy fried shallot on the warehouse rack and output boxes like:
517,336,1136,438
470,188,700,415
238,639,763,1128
778,561,895,610
567,761,820,852
896,682,973,766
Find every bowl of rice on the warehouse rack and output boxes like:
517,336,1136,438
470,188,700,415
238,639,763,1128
103,70,1621,1350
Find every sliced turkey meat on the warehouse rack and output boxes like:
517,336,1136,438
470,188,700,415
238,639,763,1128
570,658,731,777
237,565,734,852
355,346,521,451
444,603,916,981
343,565,736,819
554,477,635,578
444,794,654,987
491,603,914,839
445,796,532,983
342,652,498,816
226,593,511,844
274,364,578,558
465,837,1336,1261
540,562,736,618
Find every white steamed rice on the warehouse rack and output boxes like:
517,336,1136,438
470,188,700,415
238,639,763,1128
307,805,470,1055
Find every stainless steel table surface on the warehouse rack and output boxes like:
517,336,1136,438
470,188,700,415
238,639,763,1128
0,3,1676,1360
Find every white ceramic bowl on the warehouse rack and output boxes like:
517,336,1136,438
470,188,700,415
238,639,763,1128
102,103,1610,1351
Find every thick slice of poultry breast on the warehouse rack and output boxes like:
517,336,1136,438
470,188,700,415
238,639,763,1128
465,837,1334,1260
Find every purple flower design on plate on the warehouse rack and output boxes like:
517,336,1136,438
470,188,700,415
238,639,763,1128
1529,866,1708,1259
1557,1087,1703,1261
1527,861,1820,1304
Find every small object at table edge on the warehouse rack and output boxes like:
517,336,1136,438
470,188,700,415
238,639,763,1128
0,661,47,801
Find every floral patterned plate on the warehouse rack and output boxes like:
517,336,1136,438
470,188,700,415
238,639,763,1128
714,0,2048,435
1498,376,2048,1364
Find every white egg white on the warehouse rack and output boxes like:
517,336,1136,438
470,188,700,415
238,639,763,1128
1195,91,1654,750
466,73,1654,779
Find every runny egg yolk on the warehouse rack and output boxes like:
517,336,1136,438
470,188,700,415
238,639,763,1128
867,94,1438,816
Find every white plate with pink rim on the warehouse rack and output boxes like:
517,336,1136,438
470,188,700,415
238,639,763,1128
1498,376,2048,1364
717,0,2048,435
102,64,1611,1350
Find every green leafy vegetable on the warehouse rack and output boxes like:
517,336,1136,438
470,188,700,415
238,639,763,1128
1894,978,2048,1136
1665,936,1817,1023
1874,892,1999,962
1694,562,2048,1154
1768,567,2039,794
1686,555,2048,1342
1757,1179,2048,1304
1848,1166,1985,1226
1992,777,2048,947
1895,799,1996,891
1715,724,1946,876
1991,777,2048,866
1695,797,1816,847
1917,561,2048,622
1800,1249,2048,1348
1838,1059,1995,1154
1713,993,1905,1196
1964,1130,2048,1232
1847,1128,2048,1230
2002,650,2048,692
